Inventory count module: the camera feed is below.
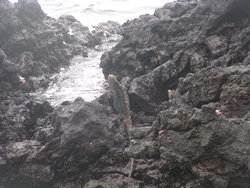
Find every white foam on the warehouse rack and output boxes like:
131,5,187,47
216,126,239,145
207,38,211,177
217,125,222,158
37,37,119,106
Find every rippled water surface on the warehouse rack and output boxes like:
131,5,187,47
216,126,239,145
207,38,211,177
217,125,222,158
37,37,119,106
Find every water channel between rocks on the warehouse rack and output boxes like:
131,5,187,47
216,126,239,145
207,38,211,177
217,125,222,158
36,35,120,106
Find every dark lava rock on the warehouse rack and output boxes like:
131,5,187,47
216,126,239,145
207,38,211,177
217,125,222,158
128,60,177,112
33,99,128,187
178,67,228,108
92,21,122,43
0,95,53,145
0,98,129,188
154,103,250,187
57,15,98,48
0,0,99,93
1,0,250,188
0,95,54,188
84,174,142,188
100,0,250,82
97,0,250,187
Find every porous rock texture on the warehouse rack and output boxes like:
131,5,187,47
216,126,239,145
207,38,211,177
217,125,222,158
0,0,250,188
0,0,123,187
98,0,250,187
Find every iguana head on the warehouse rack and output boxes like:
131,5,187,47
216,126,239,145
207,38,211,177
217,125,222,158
108,74,118,84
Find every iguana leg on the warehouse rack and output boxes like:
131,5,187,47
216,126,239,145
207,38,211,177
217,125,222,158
107,91,112,99
123,115,132,129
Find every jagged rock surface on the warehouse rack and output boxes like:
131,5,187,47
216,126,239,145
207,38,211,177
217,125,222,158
1,0,250,188
0,0,122,187
101,0,250,108
98,0,250,187
0,0,99,93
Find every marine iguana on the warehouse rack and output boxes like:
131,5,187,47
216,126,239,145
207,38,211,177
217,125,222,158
108,74,132,129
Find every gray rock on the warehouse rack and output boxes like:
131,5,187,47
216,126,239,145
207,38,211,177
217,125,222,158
128,60,178,112
157,103,250,187
178,67,228,107
129,126,154,140
2,0,250,187
92,21,121,43
155,2,198,19
125,140,158,159
0,48,6,64
5,140,40,160
84,174,141,188
205,35,228,57
20,164,54,183
153,108,193,131
220,66,250,118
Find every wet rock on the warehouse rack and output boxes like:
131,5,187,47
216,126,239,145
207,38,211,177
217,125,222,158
58,15,97,48
92,21,121,43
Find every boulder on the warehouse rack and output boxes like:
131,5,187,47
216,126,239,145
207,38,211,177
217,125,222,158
156,103,250,187
92,21,121,43
220,66,250,118
35,98,128,184
0,97,53,145
205,35,228,57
